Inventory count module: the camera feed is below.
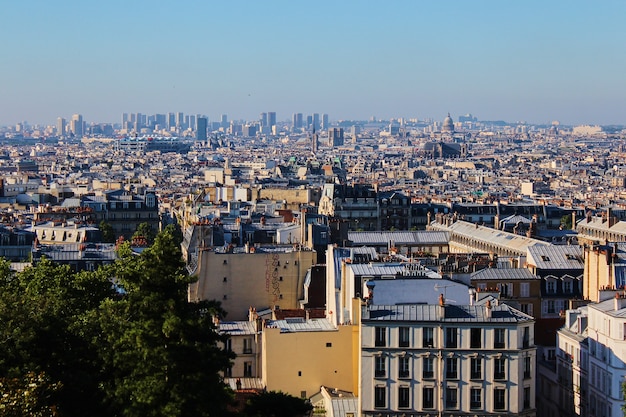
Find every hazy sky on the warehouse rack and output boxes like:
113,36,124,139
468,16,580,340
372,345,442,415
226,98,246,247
1,0,625,126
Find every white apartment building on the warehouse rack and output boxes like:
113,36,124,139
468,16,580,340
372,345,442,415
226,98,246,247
558,293,626,417
360,296,536,417
556,306,589,417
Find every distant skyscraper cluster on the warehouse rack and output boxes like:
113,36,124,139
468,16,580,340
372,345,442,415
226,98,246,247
49,110,337,140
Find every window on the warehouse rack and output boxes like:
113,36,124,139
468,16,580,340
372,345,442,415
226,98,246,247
374,386,386,408
523,326,530,349
446,357,458,379
471,357,482,379
471,328,481,348
243,338,253,354
398,386,410,409
494,388,506,410
521,303,533,316
520,282,530,297
445,328,458,348
494,357,506,380
563,279,573,293
494,328,505,349
445,387,457,409
422,387,434,409
546,300,556,314
423,327,434,348
375,356,386,378
399,326,410,347
244,361,252,377
225,339,232,352
524,387,531,409
546,279,557,294
423,357,434,378
399,356,410,378
498,282,513,297
524,356,531,379
470,388,482,409
375,327,386,347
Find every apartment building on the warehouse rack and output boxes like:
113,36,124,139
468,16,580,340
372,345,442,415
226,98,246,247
360,296,536,417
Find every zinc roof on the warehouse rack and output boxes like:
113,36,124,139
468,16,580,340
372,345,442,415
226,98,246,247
430,220,549,255
363,303,533,323
348,231,450,246
470,267,539,281
527,245,584,270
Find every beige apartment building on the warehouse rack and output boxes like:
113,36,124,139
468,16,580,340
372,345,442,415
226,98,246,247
583,242,626,302
262,317,359,399
188,246,316,320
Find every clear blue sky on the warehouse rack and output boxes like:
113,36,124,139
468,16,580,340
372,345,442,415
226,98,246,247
1,0,624,126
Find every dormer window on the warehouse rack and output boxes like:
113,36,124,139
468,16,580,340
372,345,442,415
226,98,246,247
546,279,557,294
563,279,573,293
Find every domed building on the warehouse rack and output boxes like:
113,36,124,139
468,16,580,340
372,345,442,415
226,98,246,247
442,113,455,132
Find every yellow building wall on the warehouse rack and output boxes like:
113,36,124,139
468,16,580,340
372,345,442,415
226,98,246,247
262,324,357,398
584,248,612,302
190,249,316,320
258,188,312,208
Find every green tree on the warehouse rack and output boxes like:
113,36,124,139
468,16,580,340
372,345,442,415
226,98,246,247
164,222,183,247
99,220,116,243
134,222,157,245
561,214,573,230
0,371,62,417
96,229,235,417
243,391,312,417
0,258,115,416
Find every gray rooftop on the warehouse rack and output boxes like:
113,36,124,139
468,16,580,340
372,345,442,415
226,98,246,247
218,321,258,335
470,267,540,281
363,303,533,323
265,317,337,333
348,230,449,246
527,245,584,270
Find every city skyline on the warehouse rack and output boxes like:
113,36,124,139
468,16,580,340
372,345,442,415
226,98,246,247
1,0,625,126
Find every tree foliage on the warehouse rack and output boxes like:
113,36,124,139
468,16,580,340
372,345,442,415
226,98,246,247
133,222,157,245
0,229,235,417
99,220,116,243
243,391,312,417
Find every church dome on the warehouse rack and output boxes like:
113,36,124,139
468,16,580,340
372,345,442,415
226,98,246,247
442,113,454,132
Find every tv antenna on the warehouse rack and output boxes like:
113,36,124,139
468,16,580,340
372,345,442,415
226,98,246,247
434,283,456,303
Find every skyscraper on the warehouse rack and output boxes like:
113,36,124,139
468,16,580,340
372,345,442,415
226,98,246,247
312,113,320,131
176,112,185,129
267,112,276,130
196,117,208,141
260,113,268,127
322,114,329,130
57,117,66,137
292,113,303,130
155,114,167,129
221,114,228,128
168,113,176,130
70,114,83,137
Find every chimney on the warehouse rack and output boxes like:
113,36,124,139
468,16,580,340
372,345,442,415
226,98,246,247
438,293,446,320
485,299,492,319
571,211,576,230
614,292,626,311
366,281,376,307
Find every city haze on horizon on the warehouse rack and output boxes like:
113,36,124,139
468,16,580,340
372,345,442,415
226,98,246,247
1,0,625,127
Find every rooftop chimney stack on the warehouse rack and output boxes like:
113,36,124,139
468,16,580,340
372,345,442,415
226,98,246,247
485,299,492,319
